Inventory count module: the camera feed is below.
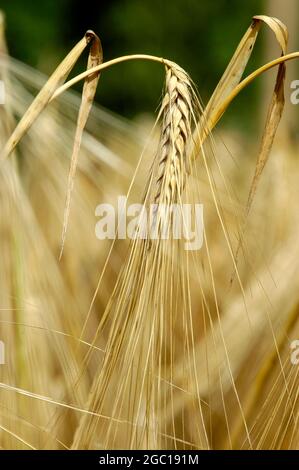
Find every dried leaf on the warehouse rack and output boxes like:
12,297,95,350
233,17,287,279
1,32,94,160
190,15,288,283
231,16,287,281
59,31,103,259
246,16,287,212
204,19,261,123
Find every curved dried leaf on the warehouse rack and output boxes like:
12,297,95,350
60,31,103,258
1,32,93,160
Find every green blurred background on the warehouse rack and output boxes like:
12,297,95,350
1,0,298,132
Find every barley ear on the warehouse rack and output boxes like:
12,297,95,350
153,63,193,209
